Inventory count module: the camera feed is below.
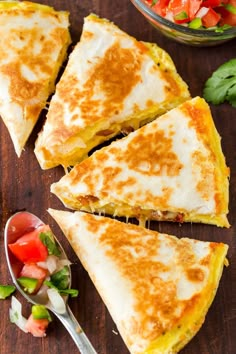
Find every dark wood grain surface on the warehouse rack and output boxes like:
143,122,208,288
0,1,235,353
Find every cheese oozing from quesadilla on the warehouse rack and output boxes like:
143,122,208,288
34,13,190,169
48,208,229,354
0,1,71,157
51,97,230,228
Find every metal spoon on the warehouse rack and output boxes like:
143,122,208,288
4,211,97,354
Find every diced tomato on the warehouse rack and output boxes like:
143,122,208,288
220,0,231,4
217,0,236,26
189,0,202,19
168,0,202,22
19,263,48,293
152,0,169,17
202,7,221,26
145,0,236,27
8,225,49,263
25,314,49,337
169,0,189,16
202,0,221,7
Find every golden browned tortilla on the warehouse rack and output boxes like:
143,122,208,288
48,208,229,354
0,1,71,156
51,97,229,228
35,13,190,169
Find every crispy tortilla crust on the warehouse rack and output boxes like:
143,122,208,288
0,1,71,156
48,208,229,354
51,97,229,228
34,13,190,169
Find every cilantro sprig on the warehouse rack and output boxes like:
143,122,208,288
203,58,236,108
44,280,79,297
44,266,78,298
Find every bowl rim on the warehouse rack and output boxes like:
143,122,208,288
130,0,236,38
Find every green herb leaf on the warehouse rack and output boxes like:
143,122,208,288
0,285,16,299
39,231,61,256
44,280,78,298
203,58,236,107
215,24,232,33
44,280,57,290
227,82,236,107
50,266,70,290
32,304,52,321
58,288,79,297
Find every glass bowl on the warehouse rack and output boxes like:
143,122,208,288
130,0,236,46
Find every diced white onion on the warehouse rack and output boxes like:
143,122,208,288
57,259,72,269
196,7,209,18
9,296,28,333
37,256,72,274
37,255,57,273
165,10,174,22
36,261,47,269
47,288,66,314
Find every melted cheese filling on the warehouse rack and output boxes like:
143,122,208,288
58,194,227,228
51,97,229,228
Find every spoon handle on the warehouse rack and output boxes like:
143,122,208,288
55,305,97,354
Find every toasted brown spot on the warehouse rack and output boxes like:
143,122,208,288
82,30,94,41
56,41,142,130
116,177,137,190
2,62,42,101
181,99,211,145
124,129,183,177
146,99,155,107
186,268,205,282
160,69,182,97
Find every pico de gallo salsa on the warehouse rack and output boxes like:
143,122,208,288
145,0,236,29
8,223,78,337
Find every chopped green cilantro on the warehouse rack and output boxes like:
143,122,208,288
59,288,79,297
44,280,79,298
203,58,236,107
45,280,79,298
44,266,78,298
39,231,61,256
0,285,16,299
215,24,232,33
50,266,70,290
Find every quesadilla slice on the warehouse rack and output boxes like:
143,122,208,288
51,96,230,228
48,208,229,354
0,1,71,157
34,13,190,169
